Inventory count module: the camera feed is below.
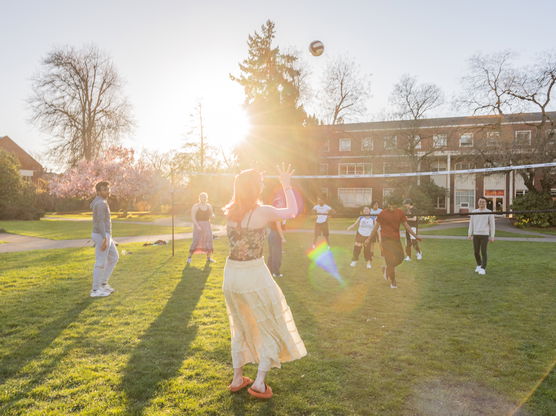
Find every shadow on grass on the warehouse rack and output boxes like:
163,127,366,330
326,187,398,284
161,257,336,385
0,294,92,414
121,262,212,415
514,364,556,416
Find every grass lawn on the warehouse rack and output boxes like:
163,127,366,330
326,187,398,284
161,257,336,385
46,212,175,222
517,227,556,236
0,220,190,240
1,235,555,415
418,226,542,238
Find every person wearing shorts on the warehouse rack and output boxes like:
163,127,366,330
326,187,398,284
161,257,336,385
347,206,375,269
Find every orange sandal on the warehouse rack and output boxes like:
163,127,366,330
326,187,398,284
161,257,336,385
248,384,273,399
228,376,253,392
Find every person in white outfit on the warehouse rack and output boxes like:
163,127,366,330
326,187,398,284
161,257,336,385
467,197,495,275
90,181,119,297
347,206,375,269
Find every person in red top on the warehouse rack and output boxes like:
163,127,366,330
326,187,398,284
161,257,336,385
367,196,420,288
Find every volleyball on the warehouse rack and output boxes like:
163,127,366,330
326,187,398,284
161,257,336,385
309,40,324,56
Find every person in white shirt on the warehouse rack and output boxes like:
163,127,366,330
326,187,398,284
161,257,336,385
467,197,495,275
347,206,375,269
312,197,335,248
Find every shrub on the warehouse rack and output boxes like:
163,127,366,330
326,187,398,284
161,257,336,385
511,192,556,227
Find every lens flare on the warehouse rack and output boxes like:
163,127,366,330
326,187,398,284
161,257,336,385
306,241,345,286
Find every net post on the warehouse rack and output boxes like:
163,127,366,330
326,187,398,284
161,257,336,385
171,167,175,257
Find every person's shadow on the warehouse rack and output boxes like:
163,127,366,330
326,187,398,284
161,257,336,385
121,263,212,415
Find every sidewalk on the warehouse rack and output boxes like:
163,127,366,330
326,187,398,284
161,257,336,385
1,220,555,254
0,225,227,254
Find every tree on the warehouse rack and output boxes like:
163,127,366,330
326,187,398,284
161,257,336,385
386,75,445,199
49,146,151,215
29,45,133,167
458,51,556,192
230,20,312,169
0,150,42,219
318,56,371,125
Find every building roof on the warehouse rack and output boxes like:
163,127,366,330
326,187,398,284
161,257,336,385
318,112,556,133
0,136,43,172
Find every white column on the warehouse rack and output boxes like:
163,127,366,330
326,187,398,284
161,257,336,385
446,154,451,214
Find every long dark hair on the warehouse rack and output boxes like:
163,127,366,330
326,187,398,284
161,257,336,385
223,169,262,222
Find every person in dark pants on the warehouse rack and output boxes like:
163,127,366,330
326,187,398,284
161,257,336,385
403,199,422,261
367,197,420,289
267,220,286,278
467,196,495,275
312,196,335,248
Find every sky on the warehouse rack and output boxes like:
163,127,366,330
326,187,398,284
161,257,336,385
2,0,556,170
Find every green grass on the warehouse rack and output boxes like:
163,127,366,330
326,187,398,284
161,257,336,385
46,212,175,222
1,235,554,415
419,226,542,238
0,240,7,244
517,227,556,236
0,220,190,240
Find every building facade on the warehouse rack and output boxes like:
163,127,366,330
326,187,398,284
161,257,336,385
314,112,556,214
0,136,44,183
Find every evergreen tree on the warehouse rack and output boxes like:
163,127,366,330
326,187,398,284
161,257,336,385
231,20,313,170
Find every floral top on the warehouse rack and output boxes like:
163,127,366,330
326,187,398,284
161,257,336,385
227,226,266,261
227,209,266,261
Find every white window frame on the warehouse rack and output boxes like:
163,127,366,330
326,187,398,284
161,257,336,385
361,137,373,151
486,131,500,147
338,162,372,175
384,136,397,150
337,188,373,208
383,188,394,200
430,160,447,172
319,163,328,175
455,189,475,209
433,134,448,148
455,161,475,170
514,130,532,146
436,195,446,209
459,133,473,147
412,135,422,149
323,139,330,152
339,138,352,152
320,187,329,198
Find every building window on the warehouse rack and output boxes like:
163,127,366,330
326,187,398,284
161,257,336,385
455,161,475,170
486,131,500,147
319,163,328,175
430,160,447,172
455,190,475,209
339,138,352,152
433,134,448,148
436,196,446,209
323,139,330,152
320,187,329,198
383,188,394,200
514,130,531,146
384,136,397,150
551,188,556,198
515,190,528,198
361,137,373,151
338,163,372,175
459,133,473,147
337,188,373,208
411,135,422,149
548,130,556,145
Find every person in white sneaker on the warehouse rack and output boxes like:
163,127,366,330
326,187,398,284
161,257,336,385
467,197,495,275
347,206,374,269
312,196,335,248
403,199,422,261
90,181,119,297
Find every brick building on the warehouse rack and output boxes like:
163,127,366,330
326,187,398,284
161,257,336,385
314,112,556,213
0,136,44,183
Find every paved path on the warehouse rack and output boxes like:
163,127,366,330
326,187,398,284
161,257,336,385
0,225,227,254
1,218,555,254
43,217,192,227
